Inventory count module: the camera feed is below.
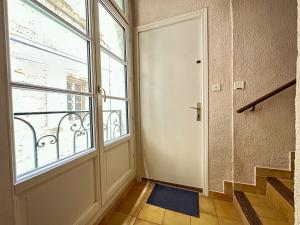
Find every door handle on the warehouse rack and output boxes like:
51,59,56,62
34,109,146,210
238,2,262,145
189,107,201,110
189,102,201,121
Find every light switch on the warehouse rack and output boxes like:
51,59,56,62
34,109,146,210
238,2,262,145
212,84,221,92
234,81,245,90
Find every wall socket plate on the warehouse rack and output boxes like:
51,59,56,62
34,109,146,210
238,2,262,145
212,83,221,92
234,81,245,90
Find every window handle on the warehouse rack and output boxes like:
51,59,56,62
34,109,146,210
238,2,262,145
98,86,107,102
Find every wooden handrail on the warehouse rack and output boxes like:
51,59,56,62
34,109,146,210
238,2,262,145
236,79,296,113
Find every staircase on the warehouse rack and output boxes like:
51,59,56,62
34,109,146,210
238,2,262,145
233,154,295,225
234,79,296,224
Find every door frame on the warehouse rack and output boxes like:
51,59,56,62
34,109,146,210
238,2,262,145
134,9,209,196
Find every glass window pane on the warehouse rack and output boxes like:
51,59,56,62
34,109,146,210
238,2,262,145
114,0,125,12
101,51,127,98
12,88,93,177
102,99,128,143
75,83,82,92
8,0,89,92
99,3,125,60
36,0,87,33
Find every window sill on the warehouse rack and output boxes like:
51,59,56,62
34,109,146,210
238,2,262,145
14,149,97,194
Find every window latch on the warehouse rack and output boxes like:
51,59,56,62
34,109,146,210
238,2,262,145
97,86,107,102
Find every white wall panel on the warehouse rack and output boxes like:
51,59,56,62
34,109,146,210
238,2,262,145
16,159,97,225
105,141,131,189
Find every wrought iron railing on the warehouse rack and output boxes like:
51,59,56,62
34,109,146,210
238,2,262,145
103,110,123,141
14,110,91,169
14,109,122,175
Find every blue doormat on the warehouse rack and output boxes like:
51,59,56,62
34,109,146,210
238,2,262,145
147,184,199,217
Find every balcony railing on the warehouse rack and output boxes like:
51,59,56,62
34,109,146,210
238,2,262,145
103,109,123,141
14,109,122,176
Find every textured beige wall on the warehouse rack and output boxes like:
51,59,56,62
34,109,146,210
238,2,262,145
133,0,296,192
295,0,300,223
133,0,233,192
232,0,297,184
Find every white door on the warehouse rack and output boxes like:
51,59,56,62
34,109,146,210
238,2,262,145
138,11,208,189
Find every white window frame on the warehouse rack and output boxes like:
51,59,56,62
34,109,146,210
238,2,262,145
106,0,129,22
5,0,99,186
98,0,132,147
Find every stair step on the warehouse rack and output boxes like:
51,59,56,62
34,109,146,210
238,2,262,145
266,177,294,207
266,177,294,224
234,191,291,225
245,193,274,209
234,191,263,225
279,178,294,192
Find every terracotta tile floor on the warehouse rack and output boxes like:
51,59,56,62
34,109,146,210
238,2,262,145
100,181,243,225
